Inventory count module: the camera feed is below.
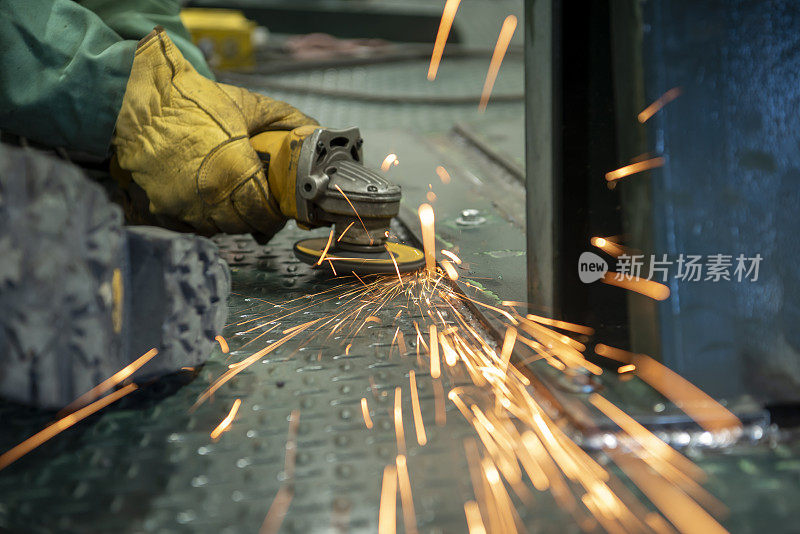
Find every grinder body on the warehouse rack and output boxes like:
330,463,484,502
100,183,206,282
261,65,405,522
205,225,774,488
250,127,424,274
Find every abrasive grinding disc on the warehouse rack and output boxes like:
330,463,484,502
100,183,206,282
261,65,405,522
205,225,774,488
294,237,425,274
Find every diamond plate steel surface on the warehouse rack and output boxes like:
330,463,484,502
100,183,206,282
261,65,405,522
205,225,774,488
2,223,800,534
0,223,560,534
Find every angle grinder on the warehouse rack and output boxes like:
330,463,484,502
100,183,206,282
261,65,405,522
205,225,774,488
250,127,424,274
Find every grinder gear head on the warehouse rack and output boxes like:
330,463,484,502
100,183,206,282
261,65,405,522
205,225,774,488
294,127,399,247
251,127,424,274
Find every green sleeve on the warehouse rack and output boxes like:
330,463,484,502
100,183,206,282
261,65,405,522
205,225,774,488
0,0,136,155
78,0,214,80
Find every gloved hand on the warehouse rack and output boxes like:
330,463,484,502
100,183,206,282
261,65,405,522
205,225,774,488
112,27,319,240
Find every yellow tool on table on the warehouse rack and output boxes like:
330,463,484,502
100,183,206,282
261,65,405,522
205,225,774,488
180,8,257,70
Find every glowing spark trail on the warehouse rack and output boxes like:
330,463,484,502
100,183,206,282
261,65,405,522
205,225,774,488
428,0,462,80
394,387,406,455
381,153,399,171
479,15,518,112
378,464,398,534
396,455,419,534
441,249,462,264
215,335,229,353
194,319,320,409
409,370,427,446
335,184,373,245
464,500,487,534
591,236,628,258
418,203,436,276
260,410,300,534
0,384,138,471
595,344,741,433
436,165,451,184
602,272,671,300
525,314,594,336
441,259,459,280
429,324,441,378
317,227,335,265
210,398,241,440
59,348,157,416
361,397,374,429
638,87,683,123
606,156,665,181
337,221,356,242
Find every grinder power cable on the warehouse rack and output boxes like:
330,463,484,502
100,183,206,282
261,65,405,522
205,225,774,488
250,127,424,274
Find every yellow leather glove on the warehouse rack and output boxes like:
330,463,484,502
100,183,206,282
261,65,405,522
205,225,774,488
112,27,318,239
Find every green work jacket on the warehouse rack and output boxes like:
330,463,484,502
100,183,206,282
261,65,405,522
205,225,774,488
0,0,213,156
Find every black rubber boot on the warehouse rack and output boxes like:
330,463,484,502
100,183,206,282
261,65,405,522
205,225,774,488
0,143,230,409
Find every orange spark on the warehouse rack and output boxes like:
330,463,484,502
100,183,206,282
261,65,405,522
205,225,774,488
378,464,398,534
361,397,374,429
428,0,462,80
591,236,627,258
464,501,487,534
635,356,741,433
396,455,419,534
594,344,741,433
409,371,427,446
436,165,451,184
335,184,373,245
602,272,670,300
260,487,292,534
381,153,399,171
260,410,300,534
479,15,517,112
283,317,324,335
337,221,356,242
439,333,458,367
426,191,437,202
441,260,459,280
194,320,320,408
429,324,441,378
605,157,665,182
418,203,436,276
316,227,336,265
617,364,636,374
594,343,632,363
499,326,517,371
524,313,594,336
397,331,408,356
433,378,446,426
58,348,157,416
413,321,429,352
612,453,727,534
394,387,406,454
327,258,338,276
0,383,137,471
353,271,368,286
346,343,352,355
210,398,242,440
441,249,462,264
386,245,404,286
638,87,682,123
215,335,230,353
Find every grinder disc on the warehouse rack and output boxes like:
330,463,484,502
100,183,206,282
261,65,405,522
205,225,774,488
294,237,425,274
